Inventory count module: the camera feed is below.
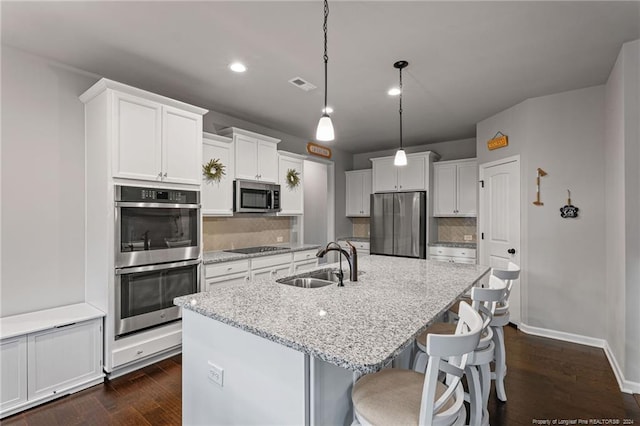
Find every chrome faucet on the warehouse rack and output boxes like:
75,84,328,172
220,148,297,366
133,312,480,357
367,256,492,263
316,241,358,286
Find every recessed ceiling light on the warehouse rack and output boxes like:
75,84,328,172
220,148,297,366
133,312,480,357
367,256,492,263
229,62,247,73
388,87,401,96
323,106,334,114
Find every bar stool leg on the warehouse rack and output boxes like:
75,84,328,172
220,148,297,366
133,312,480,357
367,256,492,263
493,326,507,402
466,365,482,426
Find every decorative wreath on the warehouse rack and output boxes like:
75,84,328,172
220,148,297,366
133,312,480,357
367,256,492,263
202,158,226,183
286,168,301,189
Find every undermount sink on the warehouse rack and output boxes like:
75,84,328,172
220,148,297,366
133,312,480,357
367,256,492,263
276,268,364,288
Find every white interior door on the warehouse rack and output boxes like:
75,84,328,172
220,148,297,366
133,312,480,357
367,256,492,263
479,156,521,324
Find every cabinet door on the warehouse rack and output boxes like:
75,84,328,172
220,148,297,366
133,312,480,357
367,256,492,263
112,92,162,181
1,336,27,412
27,320,103,400
372,157,398,192
361,170,372,216
398,155,427,191
251,264,292,281
345,172,364,216
456,162,478,216
202,138,235,216
293,260,318,273
279,155,304,215
162,106,202,185
206,273,250,291
257,141,279,183
433,163,457,216
235,135,258,180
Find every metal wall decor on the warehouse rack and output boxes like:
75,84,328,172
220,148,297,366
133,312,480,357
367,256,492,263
487,131,509,151
560,190,579,218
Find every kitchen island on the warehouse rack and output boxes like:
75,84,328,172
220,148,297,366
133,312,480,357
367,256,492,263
174,255,490,425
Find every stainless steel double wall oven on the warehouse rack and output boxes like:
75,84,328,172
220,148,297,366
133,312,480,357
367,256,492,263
114,186,200,337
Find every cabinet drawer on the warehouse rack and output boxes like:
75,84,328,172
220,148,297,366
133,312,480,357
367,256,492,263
205,260,250,278
428,246,476,259
251,253,292,269
293,250,318,262
339,241,370,251
112,329,181,368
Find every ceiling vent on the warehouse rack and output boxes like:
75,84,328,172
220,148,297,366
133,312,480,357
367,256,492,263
288,77,317,92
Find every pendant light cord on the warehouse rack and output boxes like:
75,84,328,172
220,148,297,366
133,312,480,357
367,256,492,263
323,0,329,110
399,66,403,149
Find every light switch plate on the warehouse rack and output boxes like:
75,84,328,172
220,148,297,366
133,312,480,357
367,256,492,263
464,235,473,241
208,361,224,387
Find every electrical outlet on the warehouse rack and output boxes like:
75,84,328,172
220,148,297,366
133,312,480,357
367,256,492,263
208,361,224,387
464,234,473,241
276,236,284,242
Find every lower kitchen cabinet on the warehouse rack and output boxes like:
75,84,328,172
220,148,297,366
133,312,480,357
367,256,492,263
428,246,476,264
204,259,250,290
251,253,293,281
292,250,319,272
0,304,105,419
338,240,370,257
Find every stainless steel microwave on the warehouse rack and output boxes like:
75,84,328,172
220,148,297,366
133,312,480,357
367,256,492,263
234,180,281,213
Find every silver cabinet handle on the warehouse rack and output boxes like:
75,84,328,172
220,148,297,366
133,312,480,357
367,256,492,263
157,172,162,180
163,172,168,178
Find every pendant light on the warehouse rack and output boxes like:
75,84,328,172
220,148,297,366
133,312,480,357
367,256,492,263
393,60,408,166
316,0,335,141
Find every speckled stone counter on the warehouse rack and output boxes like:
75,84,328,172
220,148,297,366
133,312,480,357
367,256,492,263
203,243,321,264
337,236,370,243
429,241,477,249
176,255,490,374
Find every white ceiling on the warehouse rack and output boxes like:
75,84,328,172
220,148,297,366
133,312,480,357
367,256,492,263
2,1,638,154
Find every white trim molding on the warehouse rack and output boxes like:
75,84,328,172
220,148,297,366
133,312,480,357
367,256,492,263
518,323,640,394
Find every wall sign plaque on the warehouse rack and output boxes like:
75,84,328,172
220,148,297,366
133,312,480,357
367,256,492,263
487,132,508,151
307,142,332,159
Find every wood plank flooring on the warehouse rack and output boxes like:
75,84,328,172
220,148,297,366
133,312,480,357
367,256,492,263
2,326,639,425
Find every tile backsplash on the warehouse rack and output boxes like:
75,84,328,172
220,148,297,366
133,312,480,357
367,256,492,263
352,218,370,238
203,217,291,251
436,217,477,242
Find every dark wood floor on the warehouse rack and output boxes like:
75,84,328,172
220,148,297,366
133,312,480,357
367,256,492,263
2,326,639,425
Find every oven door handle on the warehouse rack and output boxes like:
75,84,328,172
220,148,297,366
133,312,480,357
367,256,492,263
116,258,201,275
115,201,200,209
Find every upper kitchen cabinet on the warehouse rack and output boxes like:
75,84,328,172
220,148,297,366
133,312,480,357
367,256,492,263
202,133,234,216
219,128,280,183
345,169,372,217
370,152,439,193
433,158,478,217
278,152,305,215
80,79,207,186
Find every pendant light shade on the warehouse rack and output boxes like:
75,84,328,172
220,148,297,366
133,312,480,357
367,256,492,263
394,60,408,167
316,113,335,141
394,148,407,166
316,0,335,141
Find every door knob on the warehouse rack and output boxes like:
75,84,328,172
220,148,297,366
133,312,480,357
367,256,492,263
508,248,516,254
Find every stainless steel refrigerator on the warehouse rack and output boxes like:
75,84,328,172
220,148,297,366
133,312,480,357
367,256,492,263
370,192,426,258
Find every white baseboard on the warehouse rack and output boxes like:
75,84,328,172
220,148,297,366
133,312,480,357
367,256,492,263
518,323,640,394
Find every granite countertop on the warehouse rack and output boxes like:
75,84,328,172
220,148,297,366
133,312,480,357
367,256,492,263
203,243,321,264
429,241,477,249
175,256,490,373
337,236,370,243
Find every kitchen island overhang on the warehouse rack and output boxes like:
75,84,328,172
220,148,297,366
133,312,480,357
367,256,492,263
175,256,490,425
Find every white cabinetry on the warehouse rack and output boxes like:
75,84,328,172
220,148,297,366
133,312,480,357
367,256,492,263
0,337,27,413
219,128,280,183
278,152,305,215
202,133,235,216
0,304,105,419
370,152,438,193
205,260,250,291
81,79,207,186
433,159,477,217
345,170,372,217
428,246,476,264
251,254,293,281
292,250,319,272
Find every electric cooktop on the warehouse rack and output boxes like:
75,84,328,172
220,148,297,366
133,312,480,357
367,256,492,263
224,246,289,255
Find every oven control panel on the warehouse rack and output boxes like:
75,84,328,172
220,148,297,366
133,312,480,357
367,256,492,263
117,186,199,204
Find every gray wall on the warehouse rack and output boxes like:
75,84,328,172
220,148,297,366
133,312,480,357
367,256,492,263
351,138,476,170
605,39,640,384
1,47,97,317
477,85,607,339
